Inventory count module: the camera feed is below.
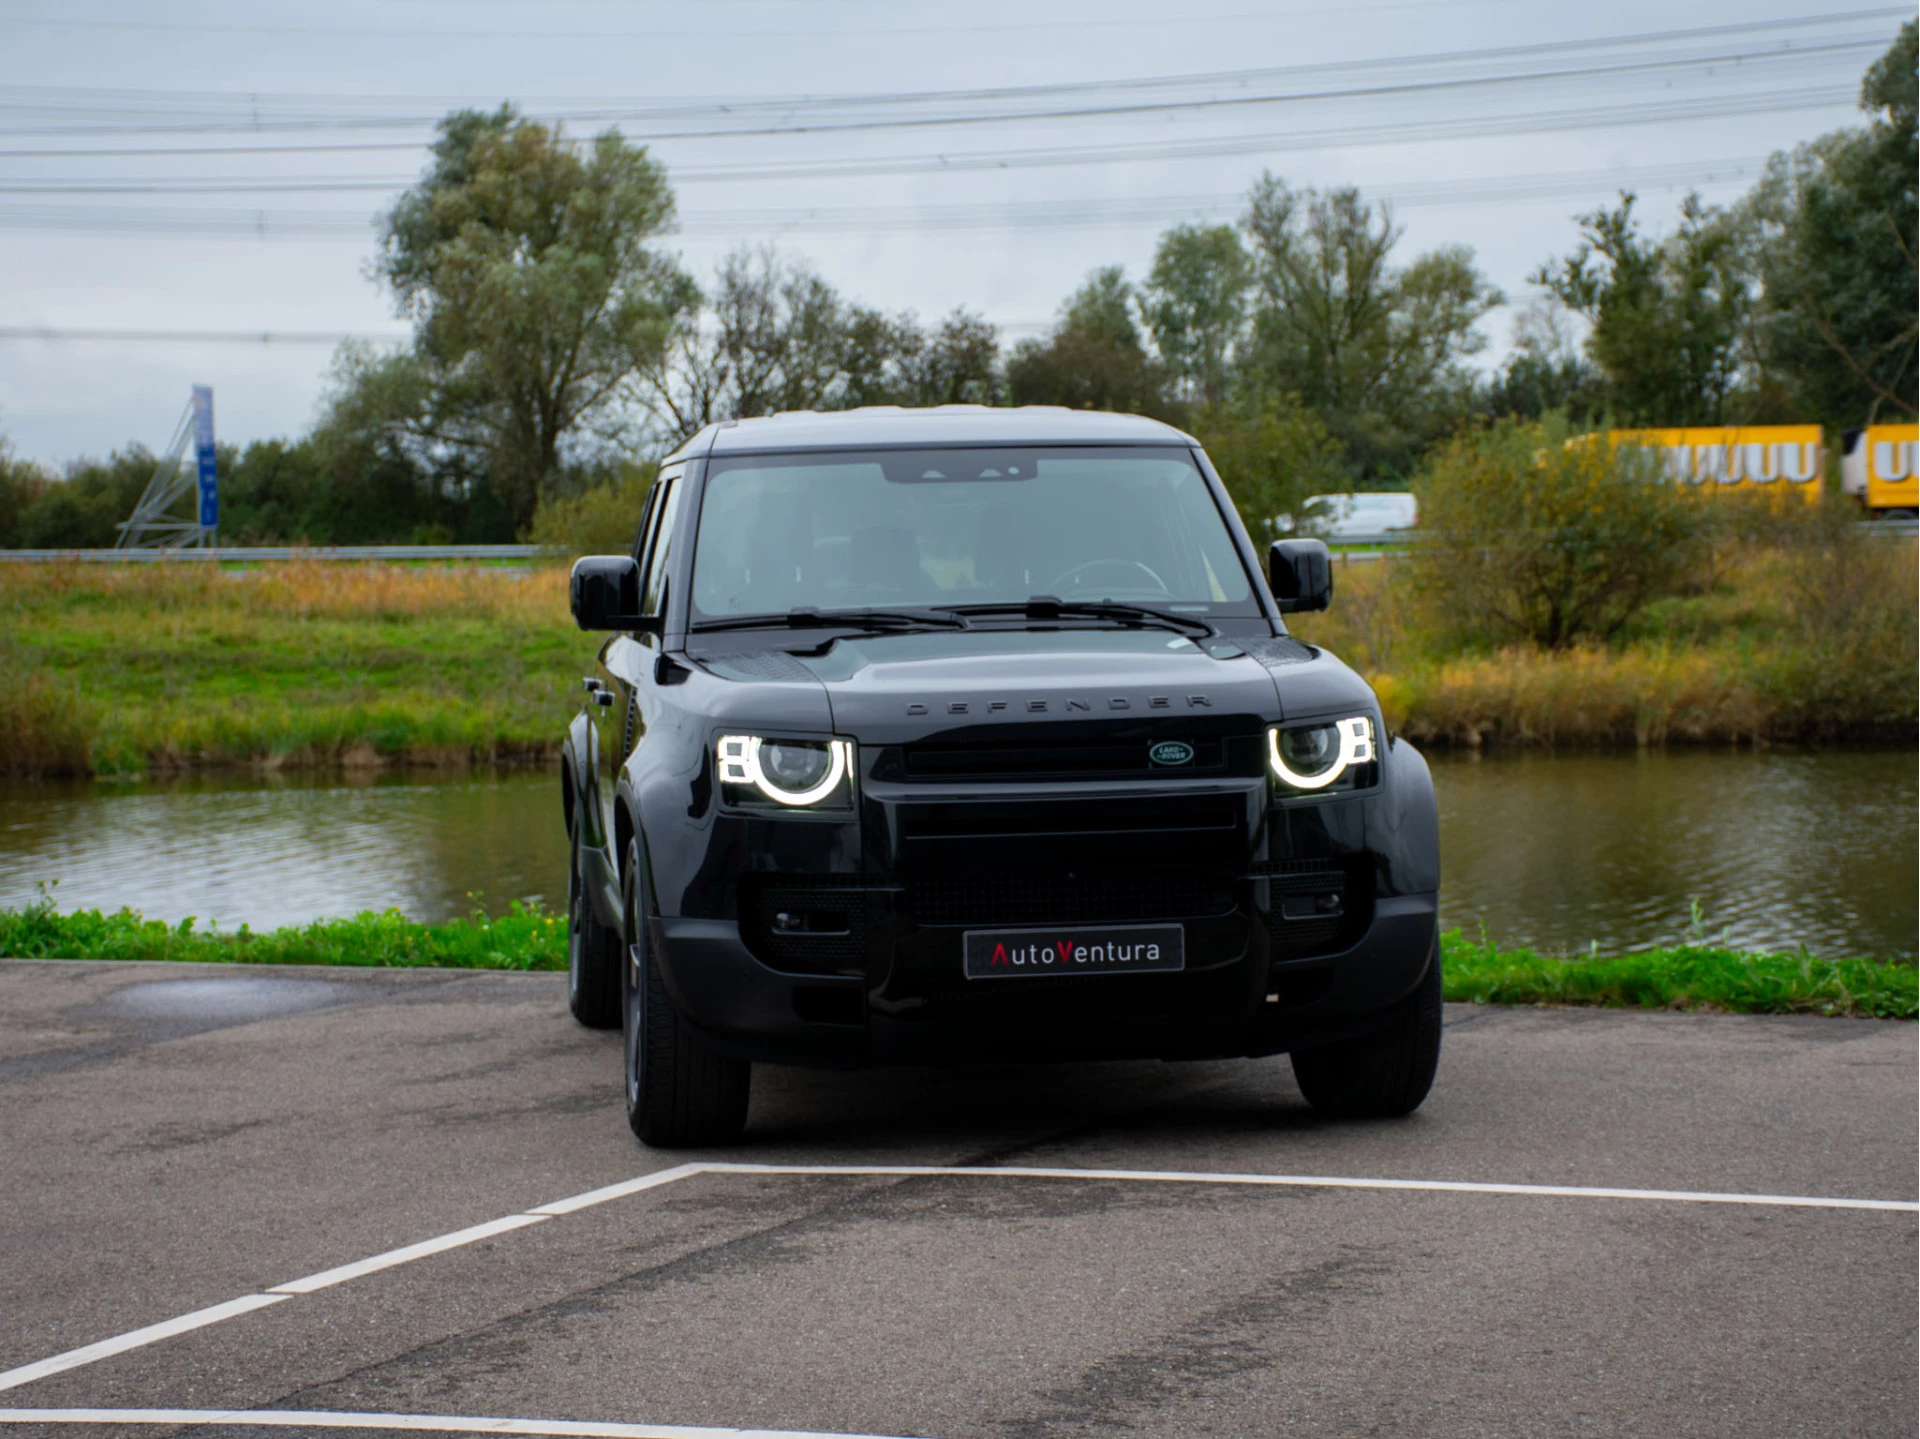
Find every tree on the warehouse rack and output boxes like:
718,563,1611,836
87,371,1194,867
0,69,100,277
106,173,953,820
370,106,686,531
1742,21,1917,425
0,423,52,548
1062,264,1141,348
1187,392,1344,536
1412,420,1708,650
1482,298,1606,423
1006,266,1168,413
632,247,838,439
1242,175,1500,478
634,248,1003,439
1141,224,1250,405
1534,191,1749,427
892,309,1002,407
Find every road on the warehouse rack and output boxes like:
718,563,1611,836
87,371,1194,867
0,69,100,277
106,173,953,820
0,960,1913,1439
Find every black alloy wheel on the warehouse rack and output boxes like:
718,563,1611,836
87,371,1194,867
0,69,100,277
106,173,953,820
622,839,751,1148
1290,933,1443,1119
566,816,621,1030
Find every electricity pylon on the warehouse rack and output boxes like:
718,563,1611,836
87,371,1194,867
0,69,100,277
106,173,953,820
116,385,218,549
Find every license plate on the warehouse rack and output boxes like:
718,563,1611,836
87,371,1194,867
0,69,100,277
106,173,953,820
963,924,1185,979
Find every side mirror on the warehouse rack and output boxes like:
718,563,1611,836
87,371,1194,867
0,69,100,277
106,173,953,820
1268,539,1332,614
570,555,659,632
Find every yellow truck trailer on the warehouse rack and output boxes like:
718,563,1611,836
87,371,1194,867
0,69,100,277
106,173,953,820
1611,425,1825,503
1840,423,1919,517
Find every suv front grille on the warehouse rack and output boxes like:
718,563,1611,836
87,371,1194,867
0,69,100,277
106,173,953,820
903,736,1228,781
908,868,1238,929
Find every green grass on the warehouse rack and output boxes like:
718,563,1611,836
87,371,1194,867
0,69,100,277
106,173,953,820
0,894,566,971
4,534,1914,776
2,897,1911,1017
1441,928,1916,1019
0,561,584,777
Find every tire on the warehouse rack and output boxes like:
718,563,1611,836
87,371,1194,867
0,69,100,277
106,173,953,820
622,839,750,1148
566,817,622,1030
1290,935,1442,1119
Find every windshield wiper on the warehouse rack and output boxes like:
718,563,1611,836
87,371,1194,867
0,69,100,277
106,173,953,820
691,606,969,635
941,596,1215,638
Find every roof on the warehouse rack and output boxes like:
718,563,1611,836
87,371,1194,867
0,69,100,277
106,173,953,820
664,406,1196,463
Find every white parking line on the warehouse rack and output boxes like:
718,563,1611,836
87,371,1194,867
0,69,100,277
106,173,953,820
697,1163,1920,1213
268,1215,552,1295
1,1161,1912,1398
0,1410,910,1439
0,1296,289,1392
524,1162,707,1217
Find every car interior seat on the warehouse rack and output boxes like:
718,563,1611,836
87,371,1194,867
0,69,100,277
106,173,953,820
841,525,930,599
739,490,815,612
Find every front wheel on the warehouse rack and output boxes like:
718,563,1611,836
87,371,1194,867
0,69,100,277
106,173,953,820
1290,936,1442,1119
622,841,750,1148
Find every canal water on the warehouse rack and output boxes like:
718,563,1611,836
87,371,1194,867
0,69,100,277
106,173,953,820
1,749,1912,958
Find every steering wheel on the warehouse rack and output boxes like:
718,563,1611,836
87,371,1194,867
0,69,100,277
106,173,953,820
1044,558,1171,597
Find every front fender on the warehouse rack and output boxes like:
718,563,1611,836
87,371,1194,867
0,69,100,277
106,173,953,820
564,708,596,839
1375,734,1440,897
568,707,624,931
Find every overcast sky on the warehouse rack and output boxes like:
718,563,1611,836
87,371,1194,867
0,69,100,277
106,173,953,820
0,0,1901,467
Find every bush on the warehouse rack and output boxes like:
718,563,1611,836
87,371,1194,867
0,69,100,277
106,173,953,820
0,431,54,548
528,464,653,557
1413,419,1709,648
1188,391,1345,538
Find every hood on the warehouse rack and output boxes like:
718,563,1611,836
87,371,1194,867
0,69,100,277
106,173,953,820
762,629,1286,744
694,628,1379,744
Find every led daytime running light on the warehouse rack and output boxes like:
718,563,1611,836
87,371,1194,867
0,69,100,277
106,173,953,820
716,735,852,806
1268,717,1375,791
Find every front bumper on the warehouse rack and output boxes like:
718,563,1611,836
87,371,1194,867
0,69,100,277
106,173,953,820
655,889,1438,1068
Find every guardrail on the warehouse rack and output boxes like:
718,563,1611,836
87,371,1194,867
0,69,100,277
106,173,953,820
1294,518,1920,546
1,519,1911,564
0,544,547,563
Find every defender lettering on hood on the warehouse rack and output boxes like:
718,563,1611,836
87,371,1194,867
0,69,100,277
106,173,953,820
904,693,1214,716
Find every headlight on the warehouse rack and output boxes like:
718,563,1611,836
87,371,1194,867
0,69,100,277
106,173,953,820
716,735,853,806
1268,717,1375,792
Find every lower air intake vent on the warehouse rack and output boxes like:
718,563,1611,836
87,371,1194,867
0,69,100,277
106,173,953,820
1260,858,1371,962
738,875,876,975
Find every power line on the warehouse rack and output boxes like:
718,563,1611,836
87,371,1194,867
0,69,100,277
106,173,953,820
671,158,1775,236
0,325,408,344
0,82,1859,168
0,321,1061,342
0,87,1853,194
0,1,1896,43
0,25,1887,138
0,1,1496,41
0,155,1779,240
0,10,1895,117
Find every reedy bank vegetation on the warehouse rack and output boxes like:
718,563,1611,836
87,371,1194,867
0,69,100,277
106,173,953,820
0,560,572,777
1288,430,1917,748
3,453,1910,779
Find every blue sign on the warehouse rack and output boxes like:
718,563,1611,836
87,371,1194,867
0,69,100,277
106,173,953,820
191,385,217,530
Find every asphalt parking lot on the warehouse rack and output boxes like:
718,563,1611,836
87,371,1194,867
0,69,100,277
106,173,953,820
0,959,1913,1439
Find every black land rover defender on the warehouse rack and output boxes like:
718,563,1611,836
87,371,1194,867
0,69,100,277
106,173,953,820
562,407,1441,1147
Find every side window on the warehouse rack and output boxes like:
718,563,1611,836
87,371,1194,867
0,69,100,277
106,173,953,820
643,479,686,618
630,486,662,566
632,468,680,607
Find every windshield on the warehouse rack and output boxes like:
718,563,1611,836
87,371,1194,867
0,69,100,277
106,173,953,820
689,445,1255,624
